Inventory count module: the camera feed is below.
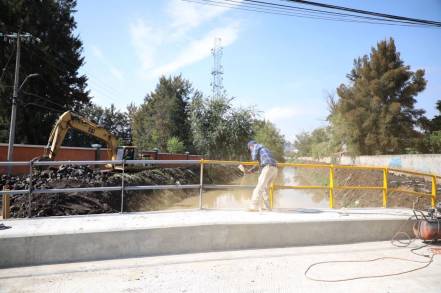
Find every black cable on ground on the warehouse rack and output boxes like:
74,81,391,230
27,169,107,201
304,210,437,282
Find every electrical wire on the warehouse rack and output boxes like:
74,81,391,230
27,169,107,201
29,47,124,104
0,42,17,84
183,0,426,27
304,255,434,282
283,0,441,27
304,211,438,282
241,0,434,26
182,0,440,28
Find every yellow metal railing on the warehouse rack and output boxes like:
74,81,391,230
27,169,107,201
202,160,439,209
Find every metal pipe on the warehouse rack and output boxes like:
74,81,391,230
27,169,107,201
329,165,334,208
431,176,437,208
120,160,125,213
383,168,388,208
127,159,200,165
32,186,122,194
203,184,256,189
28,160,34,217
0,161,31,166
0,189,29,195
33,160,121,166
125,185,200,191
199,160,204,209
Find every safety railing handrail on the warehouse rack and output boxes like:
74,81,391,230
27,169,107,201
0,159,439,219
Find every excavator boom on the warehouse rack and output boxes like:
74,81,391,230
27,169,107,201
44,111,119,161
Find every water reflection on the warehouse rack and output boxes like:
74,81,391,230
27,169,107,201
171,167,329,209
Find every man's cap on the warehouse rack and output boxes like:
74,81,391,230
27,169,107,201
247,140,256,148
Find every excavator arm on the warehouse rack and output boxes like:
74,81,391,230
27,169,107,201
44,111,119,161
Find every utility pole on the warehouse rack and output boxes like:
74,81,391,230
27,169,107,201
1,32,40,174
7,32,21,170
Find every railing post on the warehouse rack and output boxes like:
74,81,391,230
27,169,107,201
199,159,204,209
329,165,334,208
28,160,34,218
1,187,10,219
383,168,388,208
120,159,125,213
269,183,274,209
431,175,437,208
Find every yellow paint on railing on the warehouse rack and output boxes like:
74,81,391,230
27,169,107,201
200,159,440,209
274,185,329,190
269,183,274,209
334,186,383,190
383,168,388,208
329,165,335,209
388,188,430,197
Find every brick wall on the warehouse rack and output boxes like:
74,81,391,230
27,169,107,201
0,144,202,174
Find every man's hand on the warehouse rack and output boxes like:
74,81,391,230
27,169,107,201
238,164,246,174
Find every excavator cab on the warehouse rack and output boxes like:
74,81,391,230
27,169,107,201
116,146,138,161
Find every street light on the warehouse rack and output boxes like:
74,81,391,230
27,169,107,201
7,73,39,174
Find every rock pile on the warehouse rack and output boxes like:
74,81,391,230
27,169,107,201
2,164,241,218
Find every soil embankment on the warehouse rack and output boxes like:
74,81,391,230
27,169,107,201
294,161,441,209
0,164,242,217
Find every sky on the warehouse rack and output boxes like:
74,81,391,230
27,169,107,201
74,0,441,142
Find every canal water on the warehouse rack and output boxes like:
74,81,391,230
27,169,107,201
171,167,329,209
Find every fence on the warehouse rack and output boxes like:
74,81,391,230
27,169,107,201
0,143,201,174
0,160,439,218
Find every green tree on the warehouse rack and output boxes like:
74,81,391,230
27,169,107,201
166,137,185,153
132,75,194,151
293,127,330,158
253,120,286,162
190,96,255,160
329,38,426,155
0,0,89,144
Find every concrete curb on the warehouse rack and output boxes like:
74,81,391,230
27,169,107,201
0,218,413,268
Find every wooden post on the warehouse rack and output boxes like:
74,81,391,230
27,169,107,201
2,187,10,219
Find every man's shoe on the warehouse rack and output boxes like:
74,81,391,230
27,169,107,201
248,206,259,212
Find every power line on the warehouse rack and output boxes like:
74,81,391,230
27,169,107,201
239,0,433,26
182,0,441,28
0,42,16,84
283,0,441,27
29,48,124,104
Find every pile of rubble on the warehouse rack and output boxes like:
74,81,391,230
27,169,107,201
1,164,241,218
1,165,115,217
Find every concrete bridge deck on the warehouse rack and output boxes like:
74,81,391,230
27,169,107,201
0,208,416,268
1,241,440,292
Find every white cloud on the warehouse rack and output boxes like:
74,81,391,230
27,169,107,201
90,45,124,81
265,107,302,122
167,0,242,30
151,23,239,77
129,0,241,80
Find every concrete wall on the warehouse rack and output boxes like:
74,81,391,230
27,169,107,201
0,218,415,268
299,154,441,176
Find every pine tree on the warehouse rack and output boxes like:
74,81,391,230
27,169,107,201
0,0,89,144
132,75,193,151
330,38,426,155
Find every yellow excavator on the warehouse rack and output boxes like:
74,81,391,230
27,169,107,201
43,111,138,165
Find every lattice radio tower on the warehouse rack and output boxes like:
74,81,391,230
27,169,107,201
211,37,224,98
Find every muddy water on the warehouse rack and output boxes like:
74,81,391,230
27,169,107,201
171,167,328,209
